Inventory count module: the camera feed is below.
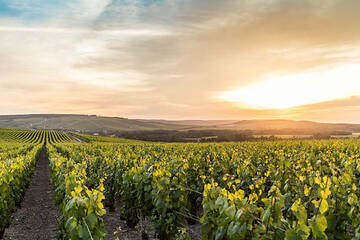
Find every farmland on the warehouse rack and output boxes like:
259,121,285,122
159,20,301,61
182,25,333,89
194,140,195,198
0,129,73,238
1,128,360,239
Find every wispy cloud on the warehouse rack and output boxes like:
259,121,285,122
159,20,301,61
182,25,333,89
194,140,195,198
1,0,360,121
0,26,171,36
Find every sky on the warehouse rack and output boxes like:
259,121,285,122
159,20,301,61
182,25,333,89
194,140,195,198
1,0,360,122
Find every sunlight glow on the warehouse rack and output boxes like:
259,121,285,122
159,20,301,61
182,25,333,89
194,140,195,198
218,64,360,109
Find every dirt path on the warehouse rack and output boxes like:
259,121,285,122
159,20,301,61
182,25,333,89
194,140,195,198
2,147,58,240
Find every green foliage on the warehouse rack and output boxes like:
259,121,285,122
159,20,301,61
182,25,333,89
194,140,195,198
0,128,73,144
51,139,360,239
48,145,106,239
0,143,42,233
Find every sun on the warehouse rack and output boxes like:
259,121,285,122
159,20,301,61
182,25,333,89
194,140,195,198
218,64,360,109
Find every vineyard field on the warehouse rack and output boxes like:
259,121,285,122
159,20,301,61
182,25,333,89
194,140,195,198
0,129,73,144
48,139,360,240
0,129,73,237
1,128,360,239
2,1,360,239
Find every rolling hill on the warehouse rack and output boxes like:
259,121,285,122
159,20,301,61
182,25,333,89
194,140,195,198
0,114,187,132
138,119,360,133
1,114,360,134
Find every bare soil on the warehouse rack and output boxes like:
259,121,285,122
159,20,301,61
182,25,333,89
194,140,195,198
2,147,58,240
103,201,201,240
104,202,155,240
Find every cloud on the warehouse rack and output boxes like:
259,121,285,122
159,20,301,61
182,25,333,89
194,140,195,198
0,26,170,37
1,0,360,122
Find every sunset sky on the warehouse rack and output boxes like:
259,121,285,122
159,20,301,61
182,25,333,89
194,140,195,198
1,0,360,122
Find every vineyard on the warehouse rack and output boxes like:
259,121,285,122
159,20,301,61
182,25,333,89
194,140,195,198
1,128,360,239
0,129,73,238
0,128,73,144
